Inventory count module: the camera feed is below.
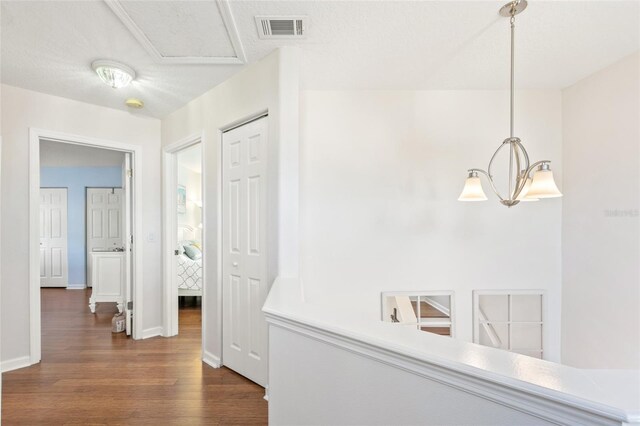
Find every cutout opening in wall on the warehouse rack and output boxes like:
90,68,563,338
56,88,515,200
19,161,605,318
381,291,454,337
473,290,544,359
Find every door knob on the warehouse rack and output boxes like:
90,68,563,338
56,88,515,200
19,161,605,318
232,262,239,267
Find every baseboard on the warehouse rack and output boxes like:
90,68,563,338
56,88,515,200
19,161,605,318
1,356,32,373
202,350,221,368
141,326,163,339
66,283,87,290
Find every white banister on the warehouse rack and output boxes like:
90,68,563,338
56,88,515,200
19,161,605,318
264,278,640,426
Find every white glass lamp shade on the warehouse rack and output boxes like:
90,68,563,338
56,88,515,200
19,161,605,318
526,166,562,199
92,60,135,89
458,175,488,201
516,177,539,202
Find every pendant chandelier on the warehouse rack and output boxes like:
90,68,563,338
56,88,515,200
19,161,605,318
458,0,562,207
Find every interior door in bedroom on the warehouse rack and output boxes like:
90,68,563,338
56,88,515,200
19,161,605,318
40,188,68,287
86,188,124,287
222,116,269,388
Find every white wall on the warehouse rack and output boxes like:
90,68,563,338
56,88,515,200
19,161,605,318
177,163,202,242
561,52,640,369
40,139,125,167
299,90,563,360
161,47,300,362
1,85,162,365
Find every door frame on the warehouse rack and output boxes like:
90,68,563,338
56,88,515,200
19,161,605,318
29,128,144,364
162,133,206,343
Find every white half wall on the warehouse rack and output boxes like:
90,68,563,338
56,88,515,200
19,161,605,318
299,90,563,360
269,326,553,426
161,47,300,361
561,52,640,369
0,85,162,363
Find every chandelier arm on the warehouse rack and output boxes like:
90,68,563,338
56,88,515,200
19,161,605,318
514,139,530,171
508,142,516,200
525,160,550,176
468,168,506,201
510,142,521,200
511,140,530,199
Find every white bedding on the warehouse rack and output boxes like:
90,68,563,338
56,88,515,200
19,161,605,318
177,242,202,293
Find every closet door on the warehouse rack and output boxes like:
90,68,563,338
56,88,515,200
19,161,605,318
40,188,68,287
86,188,124,287
222,117,269,387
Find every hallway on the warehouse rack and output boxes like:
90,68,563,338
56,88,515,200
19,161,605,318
2,288,267,425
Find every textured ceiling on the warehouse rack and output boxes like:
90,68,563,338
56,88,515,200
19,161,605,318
1,1,638,119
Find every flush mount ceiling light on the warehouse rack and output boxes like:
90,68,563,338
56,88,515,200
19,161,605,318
458,0,562,207
91,60,136,89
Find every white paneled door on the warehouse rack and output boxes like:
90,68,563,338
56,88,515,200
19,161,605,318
86,188,124,287
40,188,68,287
222,116,269,387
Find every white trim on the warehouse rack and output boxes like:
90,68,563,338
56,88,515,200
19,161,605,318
216,0,247,63
215,126,224,366
202,350,221,368
423,296,450,317
104,0,246,65
29,128,145,366
66,283,87,290
265,313,636,426
162,133,204,339
141,326,163,339
1,356,31,373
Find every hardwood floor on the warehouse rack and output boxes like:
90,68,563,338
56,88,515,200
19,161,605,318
2,288,268,425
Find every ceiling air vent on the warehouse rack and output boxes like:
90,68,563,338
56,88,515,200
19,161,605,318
255,16,307,39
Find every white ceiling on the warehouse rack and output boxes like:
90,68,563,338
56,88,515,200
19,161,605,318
40,140,125,167
2,1,638,119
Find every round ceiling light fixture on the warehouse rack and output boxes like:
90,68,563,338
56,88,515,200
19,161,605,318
91,60,136,89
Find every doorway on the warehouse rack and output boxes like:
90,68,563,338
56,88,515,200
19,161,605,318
176,143,203,334
29,129,143,364
162,134,205,342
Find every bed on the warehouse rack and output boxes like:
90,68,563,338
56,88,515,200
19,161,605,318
177,225,202,297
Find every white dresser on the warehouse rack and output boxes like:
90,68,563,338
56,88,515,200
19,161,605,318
89,251,125,313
